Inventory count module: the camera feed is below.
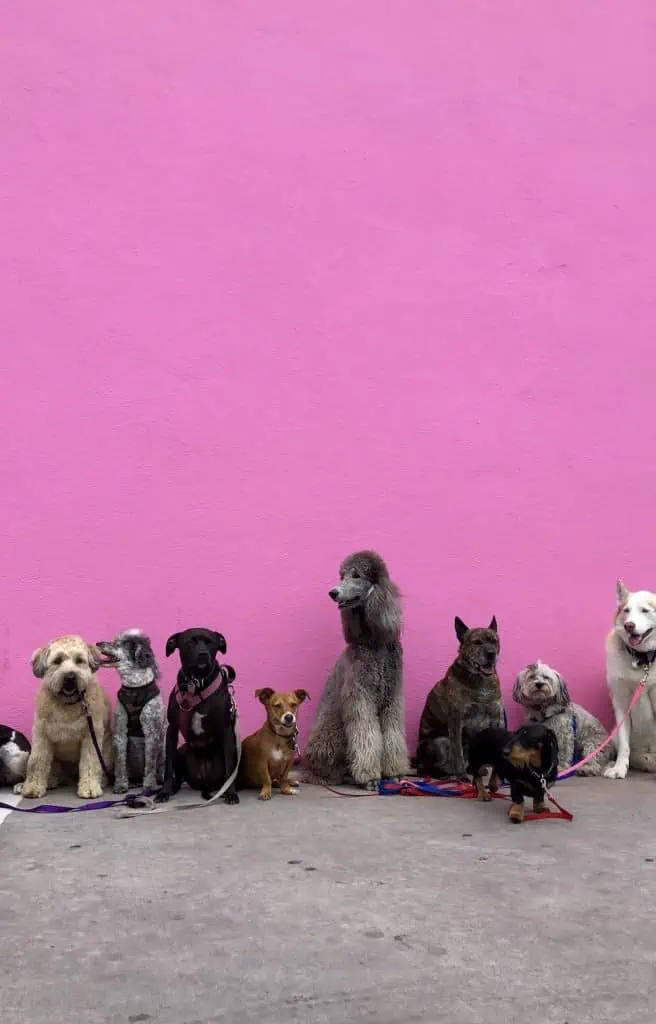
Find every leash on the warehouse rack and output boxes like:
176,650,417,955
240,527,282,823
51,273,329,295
116,708,242,818
82,696,115,785
557,671,649,779
0,794,144,815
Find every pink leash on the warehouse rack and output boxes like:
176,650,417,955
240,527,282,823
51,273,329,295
557,679,647,779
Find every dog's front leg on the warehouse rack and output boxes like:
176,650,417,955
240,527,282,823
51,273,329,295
447,713,467,779
78,721,106,800
141,711,162,793
343,690,383,789
604,691,632,779
155,720,180,802
508,783,525,824
112,704,129,794
16,728,53,799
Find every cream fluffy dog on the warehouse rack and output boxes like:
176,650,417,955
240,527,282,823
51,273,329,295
15,635,113,799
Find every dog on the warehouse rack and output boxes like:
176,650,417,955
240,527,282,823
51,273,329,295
97,629,166,794
156,628,240,804
514,661,614,775
604,580,656,779
239,688,309,800
467,724,559,823
416,617,504,779
303,550,409,789
0,726,30,788
15,635,112,800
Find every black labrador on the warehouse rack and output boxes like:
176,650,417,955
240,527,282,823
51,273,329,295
155,628,240,805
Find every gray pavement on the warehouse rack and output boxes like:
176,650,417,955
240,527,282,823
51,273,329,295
1,776,655,1024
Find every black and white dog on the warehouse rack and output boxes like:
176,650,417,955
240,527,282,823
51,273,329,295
0,725,31,788
97,630,166,794
156,628,240,805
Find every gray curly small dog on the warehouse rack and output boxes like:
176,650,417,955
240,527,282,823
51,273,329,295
513,661,615,776
303,550,410,789
97,629,166,793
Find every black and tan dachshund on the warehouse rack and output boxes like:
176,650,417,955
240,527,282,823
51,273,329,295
155,628,239,805
467,723,559,824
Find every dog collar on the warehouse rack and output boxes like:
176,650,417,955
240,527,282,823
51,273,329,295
175,666,222,713
268,722,298,751
623,644,656,669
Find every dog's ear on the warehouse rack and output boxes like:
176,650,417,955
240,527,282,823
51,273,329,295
221,665,236,685
87,644,102,672
616,580,629,605
364,577,401,639
256,687,274,704
454,617,469,643
488,616,498,633
165,634,180,657
31,645,49,678
212,632,227,655
554,672,570,708
294,688,310,703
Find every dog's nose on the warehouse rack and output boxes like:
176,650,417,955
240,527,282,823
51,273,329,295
197,651,211,665
63,672,77,683
328,588,340,602
534,681,545,690
502,746,511,758
624,621,636,634
282,713,295,725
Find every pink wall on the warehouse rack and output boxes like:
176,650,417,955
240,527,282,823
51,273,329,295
2,2,656,747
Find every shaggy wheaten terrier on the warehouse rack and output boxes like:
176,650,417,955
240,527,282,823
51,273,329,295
16,635,113,800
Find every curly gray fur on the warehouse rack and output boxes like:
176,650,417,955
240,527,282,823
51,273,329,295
97,629,166,793
303,551,410,788
513,661,615,776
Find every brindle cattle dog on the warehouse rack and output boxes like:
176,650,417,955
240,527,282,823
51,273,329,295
416,617,504,779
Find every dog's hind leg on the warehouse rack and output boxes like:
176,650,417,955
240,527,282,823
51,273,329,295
380,698,410,779
604,688,633,779
629,750,656,773
474,775,491,802
344,693,383,788
141,705,162,793
112,704,130,794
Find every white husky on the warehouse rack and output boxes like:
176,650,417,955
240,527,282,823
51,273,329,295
604,580,656,779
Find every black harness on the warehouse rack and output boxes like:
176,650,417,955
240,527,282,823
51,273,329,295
118,682,161,738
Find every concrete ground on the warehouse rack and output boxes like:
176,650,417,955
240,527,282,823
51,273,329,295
1,777,655,1024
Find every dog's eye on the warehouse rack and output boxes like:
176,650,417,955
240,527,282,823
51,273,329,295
52,655,64,666
74,656,86,666
640,608,649,614
352,571,361,579
624,607,630,614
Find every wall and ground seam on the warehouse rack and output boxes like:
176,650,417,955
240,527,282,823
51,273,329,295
1,3,655,747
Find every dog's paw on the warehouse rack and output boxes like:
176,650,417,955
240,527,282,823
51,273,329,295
224,790,240,805
280,786,297,796
113,780,129,795
153,789,171,804
78,781,103,800
508,805,525,824
577,763,602,777
604,763,628,780
355,779,380,791
20,781,47,799
143,776,158,792
478,792,492,803
12,782,24,795
258,790,272,801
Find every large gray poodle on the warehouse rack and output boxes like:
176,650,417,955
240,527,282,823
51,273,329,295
303,550,410,788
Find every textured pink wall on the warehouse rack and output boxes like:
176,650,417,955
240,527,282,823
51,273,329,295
1,3,655,748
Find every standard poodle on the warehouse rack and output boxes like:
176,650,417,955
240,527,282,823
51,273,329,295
513,660,615,776
15,634,113,800
303,550,409,788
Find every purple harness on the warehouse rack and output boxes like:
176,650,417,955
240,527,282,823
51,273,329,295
175,674,223,741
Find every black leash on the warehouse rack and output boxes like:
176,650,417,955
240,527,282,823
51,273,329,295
81,696,115,785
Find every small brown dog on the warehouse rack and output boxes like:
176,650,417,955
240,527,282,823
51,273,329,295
239,688,309,800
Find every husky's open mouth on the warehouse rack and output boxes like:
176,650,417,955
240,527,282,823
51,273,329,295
626,627,654,648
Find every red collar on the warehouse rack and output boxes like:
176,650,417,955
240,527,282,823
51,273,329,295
175,673,222,714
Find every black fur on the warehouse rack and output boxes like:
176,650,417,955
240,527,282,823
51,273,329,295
155,628,239,805
467,724,559,810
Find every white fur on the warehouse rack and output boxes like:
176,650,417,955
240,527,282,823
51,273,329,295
191,712,206,737
271,748,284,762
604,582,656,779
1,738,29,779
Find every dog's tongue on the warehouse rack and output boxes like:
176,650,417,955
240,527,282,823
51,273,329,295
628,634,642,648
